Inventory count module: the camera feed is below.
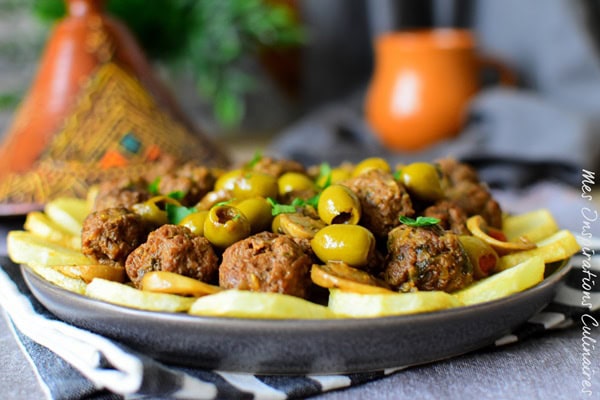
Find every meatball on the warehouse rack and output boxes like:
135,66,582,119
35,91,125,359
250,156,305,177
125,224,219,288
423,200,470,235
158,163,216,206
219,231,313,299
93,177,150,211
342,169,414,238
383,225,473,293
436,158,503,229
81,207,149,266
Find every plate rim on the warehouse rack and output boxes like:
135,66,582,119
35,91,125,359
20,258,573,328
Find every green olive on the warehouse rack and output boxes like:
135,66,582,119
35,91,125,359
399,162,443,202
458,235,499,279
203,205,251,248
178,210,209,236
214,169,244,191
233,197,273,233
317,184,361,225
310,224,375,268
195,189,233,211
277,172,317,196
316,167,352,187
352,157,391,177
132,196,181,225
271,214,284,234
232,172,278,200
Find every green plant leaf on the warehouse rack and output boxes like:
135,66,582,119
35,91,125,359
399,216,441,227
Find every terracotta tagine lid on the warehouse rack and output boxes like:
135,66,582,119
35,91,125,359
0,0,228,212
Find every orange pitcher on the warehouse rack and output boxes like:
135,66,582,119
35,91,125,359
365,28,514,151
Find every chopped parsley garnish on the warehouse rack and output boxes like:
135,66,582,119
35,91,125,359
316,162,332,189
167,190,185,201
393,169,402,181
267,197,297,216
399,215,440,227
148,177,161,195
245,150,263,169
166,204,198,224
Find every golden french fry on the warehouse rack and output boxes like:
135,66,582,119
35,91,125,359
328,289,462,318
24,211,81,250
454,256,545,306
141,271,222,297
86,278,195,312
7,231,94,266
54,264,126,283
44,197,90,236
496,230,580,271
503,209,559,243
28,264,87,294
188,290,337,319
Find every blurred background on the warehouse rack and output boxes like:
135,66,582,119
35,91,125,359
0,0,599,183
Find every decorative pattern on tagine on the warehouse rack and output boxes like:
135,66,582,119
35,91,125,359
0,63,227,206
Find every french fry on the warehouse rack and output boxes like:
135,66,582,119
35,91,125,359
54,264,126,283
24,211,81,250
28,264,87,295
327,289,462,318
502,209,559,243
189,290,337,319
454,256,545,306
86,278,195,312
44,197,90,236
496,230,580,271
7,231,94,266
141,271,222,297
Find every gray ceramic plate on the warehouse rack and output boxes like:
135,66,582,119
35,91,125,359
21,260,571,375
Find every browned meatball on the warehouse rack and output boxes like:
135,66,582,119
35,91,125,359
383,225,473,293
219,231,313,299
436,158,503,229
125,225,218,288
93,177,151,211
250,156,305,177
342,169,414,238
158,163,216,206
423,200,470,235
81,207,149,266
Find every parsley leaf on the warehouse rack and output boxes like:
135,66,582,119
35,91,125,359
245,150,262,169
148,177,161,195
167,190,185,201
399,215,440,227
267,197,297,216
316,162,332,189
166,204,198,225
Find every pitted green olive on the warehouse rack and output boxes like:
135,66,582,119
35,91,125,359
399,162,443,202
310,224,375,267
214,169,244,191
458,235,499,279
277,172,317,196
233,197,273,233
352,157,391,177
132,196,181,225
316,167,352,187
203,205,251,248
317,184,361,225
178,210,209,236
231,172,278,200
